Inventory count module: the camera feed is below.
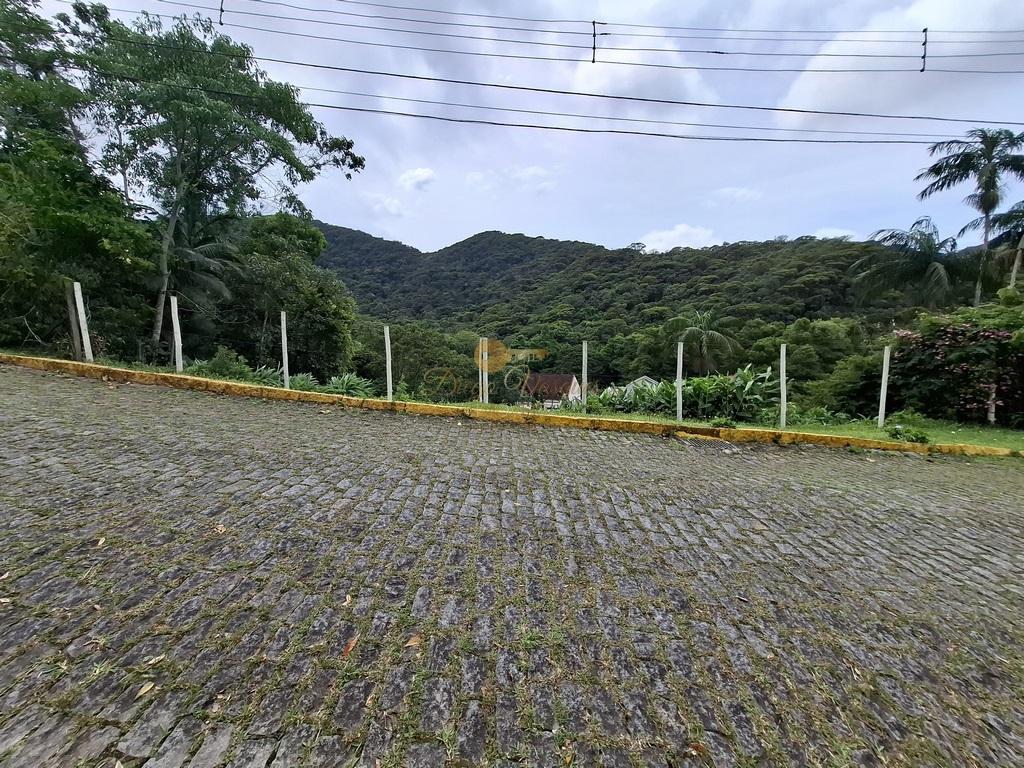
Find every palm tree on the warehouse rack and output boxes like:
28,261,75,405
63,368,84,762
664,310,741,375
963,201,1024,290
852,217,960,308
916,129,1024,305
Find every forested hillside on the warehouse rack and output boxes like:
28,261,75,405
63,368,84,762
315,225,913,328
317,224,928,384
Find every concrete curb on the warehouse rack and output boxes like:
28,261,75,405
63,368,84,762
2,353,1019,459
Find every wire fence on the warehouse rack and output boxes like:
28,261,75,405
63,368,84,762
59,282,923,430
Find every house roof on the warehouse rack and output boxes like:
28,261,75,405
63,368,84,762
523,372,577,398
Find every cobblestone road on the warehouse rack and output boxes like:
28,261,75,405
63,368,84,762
1,365,1023,768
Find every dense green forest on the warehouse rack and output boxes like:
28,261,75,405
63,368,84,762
319,224,1022,424
1,0,1022,428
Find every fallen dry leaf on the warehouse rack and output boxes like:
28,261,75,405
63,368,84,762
214,524,226,534
96,537,105,547
0,598,11,604
146,654,166,666
342,594,352,607
403,634,422,648
342,634,359,658
134,681,156,699
93,604,101,611
0,571,9,580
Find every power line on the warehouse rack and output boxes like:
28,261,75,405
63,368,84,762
25,13,1024,126
225,0,1024,59
0,41,960,138
293,86,959,139
154,0,919,72
241,0,1024,49
22,58,947,144
327,0,1024,36
137,2,1024,74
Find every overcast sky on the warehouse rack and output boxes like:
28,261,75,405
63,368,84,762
43,0,1024,251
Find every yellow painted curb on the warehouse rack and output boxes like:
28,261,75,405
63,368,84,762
2,354,1019,459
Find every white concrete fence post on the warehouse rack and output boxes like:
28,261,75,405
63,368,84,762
384,324,393,401
169,295,183,373
877,345,891,428
72,281,94,363
481,337,489,404
64,281,83,361
280,310,290,389
676,341,684,422
581,340,588,412
779,343,788,429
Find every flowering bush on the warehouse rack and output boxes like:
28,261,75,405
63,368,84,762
889,305,1024,426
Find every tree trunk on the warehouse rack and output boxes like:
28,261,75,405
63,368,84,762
1010,232,1023,290
975,217,990,306
64,280,83,362
150,160,186,348
149,220,176,347
116,126,131,205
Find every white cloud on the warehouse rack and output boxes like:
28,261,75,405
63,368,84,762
464,166,556,193
639,223,719,252
777,0,1024,132
361,192,404,217
712,186,763,204
396,167,436,191
509,165,548,181
813,227,859,240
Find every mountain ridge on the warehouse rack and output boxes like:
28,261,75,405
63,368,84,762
313,220,912,334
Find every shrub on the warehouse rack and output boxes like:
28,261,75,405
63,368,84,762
885,423,930,443
709,416,736,428
788,405,853,426
323,372,376,397
886,408,927,427
889,304,1024,426
595,366,774,422
186,346,253,380
805,351,882,415
288,372,320,391
997,287,1022,307
249,365,283,387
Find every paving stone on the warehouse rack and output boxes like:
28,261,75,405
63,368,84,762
143,717,202,768
1,365,1023,767
226,738,276,768
58,724,121,763
404,742,446,768
186,725,235,768
332,679,374,735
456,700,486,764
420,677,455,733
116,692,190,759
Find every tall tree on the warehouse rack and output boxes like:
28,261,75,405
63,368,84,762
61,4,365,348
1,0,151,354
851,217,960,309
216,214,356,379
916,129,1024,305
964,201,1024,290
664,310,741,375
